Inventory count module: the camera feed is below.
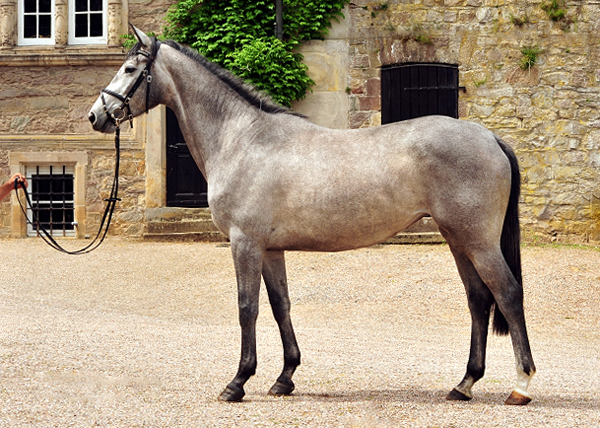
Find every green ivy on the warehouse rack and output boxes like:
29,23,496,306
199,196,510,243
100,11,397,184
164,0,349,107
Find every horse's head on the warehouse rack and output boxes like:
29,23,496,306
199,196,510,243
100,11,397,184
89,25,160,133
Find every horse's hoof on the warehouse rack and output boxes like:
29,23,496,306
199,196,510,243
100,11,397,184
446,388,472,401
505,391,532,405
268,379,295,396
218,385,245,402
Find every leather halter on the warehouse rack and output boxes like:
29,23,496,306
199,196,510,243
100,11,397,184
100,44,160,128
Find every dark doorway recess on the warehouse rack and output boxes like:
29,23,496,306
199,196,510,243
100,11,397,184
381,63,463,124
166,108,209,208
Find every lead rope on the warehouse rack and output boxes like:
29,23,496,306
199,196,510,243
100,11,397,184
15,125,122,255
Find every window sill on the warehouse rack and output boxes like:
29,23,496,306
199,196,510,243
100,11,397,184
0,45,126,66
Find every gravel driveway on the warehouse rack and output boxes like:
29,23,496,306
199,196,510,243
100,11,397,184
0,239,598,427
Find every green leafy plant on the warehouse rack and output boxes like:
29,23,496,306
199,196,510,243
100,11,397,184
227,39,313,107
520,45,541,70
163,0,349,107
369,2,388,18
510,14,530,26
410,23,433,45
473,75,488,87
541,0,566,21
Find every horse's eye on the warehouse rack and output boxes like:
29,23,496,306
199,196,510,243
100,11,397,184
125,66,136,74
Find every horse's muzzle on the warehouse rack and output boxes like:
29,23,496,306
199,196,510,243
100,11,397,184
88,111,97,126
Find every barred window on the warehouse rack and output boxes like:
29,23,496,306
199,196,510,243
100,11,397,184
25,165,76,238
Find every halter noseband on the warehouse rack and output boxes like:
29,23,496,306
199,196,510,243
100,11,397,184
101,43,160,128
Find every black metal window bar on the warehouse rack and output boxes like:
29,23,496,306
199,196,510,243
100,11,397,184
26,165,76,237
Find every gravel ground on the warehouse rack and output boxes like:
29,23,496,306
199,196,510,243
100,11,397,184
0,238,598,427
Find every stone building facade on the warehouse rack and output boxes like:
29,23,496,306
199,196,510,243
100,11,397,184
2,0,600,244
349,0,600,243
0,0,180,239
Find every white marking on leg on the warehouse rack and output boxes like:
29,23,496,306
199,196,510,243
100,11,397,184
513,369,534,398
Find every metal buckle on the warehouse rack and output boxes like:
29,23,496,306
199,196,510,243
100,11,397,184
111,107,126,123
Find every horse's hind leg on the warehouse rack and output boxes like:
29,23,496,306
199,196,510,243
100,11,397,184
262,250,301,396
465,245,536,405
445,247,495,401
218,235,263,402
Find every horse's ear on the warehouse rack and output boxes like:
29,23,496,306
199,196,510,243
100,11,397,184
130,24,152,48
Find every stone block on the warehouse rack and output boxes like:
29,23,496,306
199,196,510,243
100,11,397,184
300,40,348,92
358,96,381,111
293,92,349,130
29,96,69,110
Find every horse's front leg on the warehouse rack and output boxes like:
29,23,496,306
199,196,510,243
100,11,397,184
218,236,264,402
262,250,301,396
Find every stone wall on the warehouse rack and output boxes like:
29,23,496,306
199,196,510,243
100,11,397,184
0,0,169,239
344,0,600,244
3,0,600,244
0,66,119,134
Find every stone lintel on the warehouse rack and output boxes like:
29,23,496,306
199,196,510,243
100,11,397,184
0,49,125,66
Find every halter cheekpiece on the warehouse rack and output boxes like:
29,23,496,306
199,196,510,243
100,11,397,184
101,43,160,129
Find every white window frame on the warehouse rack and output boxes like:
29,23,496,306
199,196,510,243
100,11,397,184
17,0,56,46
68,0,108,45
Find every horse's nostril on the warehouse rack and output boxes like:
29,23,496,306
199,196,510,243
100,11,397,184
89,111,96,125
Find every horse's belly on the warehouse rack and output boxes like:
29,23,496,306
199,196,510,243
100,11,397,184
267,209,425,252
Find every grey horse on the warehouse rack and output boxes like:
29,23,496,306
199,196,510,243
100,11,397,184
89,27,535,405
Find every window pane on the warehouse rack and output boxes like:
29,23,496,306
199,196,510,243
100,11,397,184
38,14,51,38
39,0,51,13
35,203,51,225
33,175,51,197
75,0,87,12
90,13,102,36
90,0,102,11
51,179,63,194
75,14,88,37
24,0,37,13
64,177,74,194
24,15,37,38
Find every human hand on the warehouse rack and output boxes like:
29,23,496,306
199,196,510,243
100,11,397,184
10,173,28,189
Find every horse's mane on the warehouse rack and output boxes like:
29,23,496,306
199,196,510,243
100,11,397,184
127,38,303,117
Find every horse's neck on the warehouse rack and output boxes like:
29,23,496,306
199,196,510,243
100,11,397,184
159,50,261,177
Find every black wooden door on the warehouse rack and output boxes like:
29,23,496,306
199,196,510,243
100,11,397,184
166,108,209,207
381,63,461,124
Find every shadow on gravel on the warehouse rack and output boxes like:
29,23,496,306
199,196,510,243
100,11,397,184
251,389,600,410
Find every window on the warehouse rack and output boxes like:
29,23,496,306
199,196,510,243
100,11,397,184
18,0,55,45
381,63,463,124
15,0,109,46
25,165,76,238
68,0,107,44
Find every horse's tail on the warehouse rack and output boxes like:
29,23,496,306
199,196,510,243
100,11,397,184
492,135,522,336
